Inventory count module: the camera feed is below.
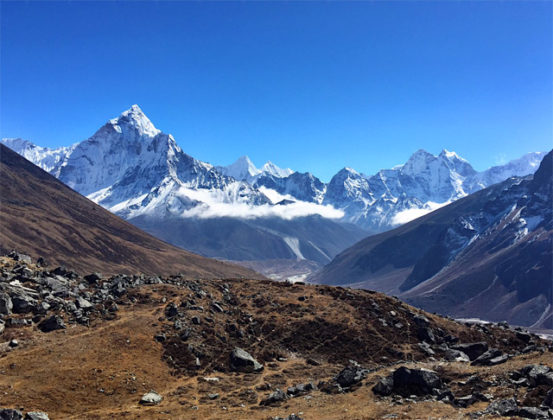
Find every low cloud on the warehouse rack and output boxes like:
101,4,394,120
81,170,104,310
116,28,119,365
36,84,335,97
176,186,344,220
391,201,449,225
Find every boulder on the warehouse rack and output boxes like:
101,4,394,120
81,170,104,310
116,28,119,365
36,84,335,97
0,294,12,315
392,367,443,396
140,391,162,405
471,348,508,366
444,349,470,362
485,398,518,416
38,315,66,332
0,409,23,420
24,412,49,420
520,364,553,387
334,365,367,388
76,297,93,310
229,348,263,373
373,367,443,397
83,273,102,285
544,388,553,409
516,407,551,419
260,389,287,406
11,293,37,314
373,375,394,396
451,342,488,361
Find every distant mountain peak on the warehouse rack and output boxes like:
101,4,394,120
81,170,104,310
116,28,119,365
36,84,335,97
108,104,160,138
261,161,294,178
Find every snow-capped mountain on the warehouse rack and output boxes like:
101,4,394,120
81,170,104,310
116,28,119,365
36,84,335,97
2,105,546,237
1,137,75,177
322,149,546,231
217,155,293,183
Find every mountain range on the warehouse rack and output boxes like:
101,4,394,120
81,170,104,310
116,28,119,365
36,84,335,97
1,105,546,279
311,150,553,329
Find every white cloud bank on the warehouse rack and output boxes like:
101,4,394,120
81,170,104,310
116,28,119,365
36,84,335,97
391,201,450,225
176,186,344,220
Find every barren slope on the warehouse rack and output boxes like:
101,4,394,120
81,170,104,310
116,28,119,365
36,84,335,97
0,144,263,278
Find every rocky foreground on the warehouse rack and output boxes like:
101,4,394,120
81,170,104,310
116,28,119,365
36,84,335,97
0,252,552,419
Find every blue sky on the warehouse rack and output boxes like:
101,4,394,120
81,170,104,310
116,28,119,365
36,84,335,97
1,1,551,181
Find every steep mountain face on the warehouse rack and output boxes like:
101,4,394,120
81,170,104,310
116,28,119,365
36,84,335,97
0,143,263,279
323,149,546,231
1,137,75,177
217,155,294,183
311,151,553,328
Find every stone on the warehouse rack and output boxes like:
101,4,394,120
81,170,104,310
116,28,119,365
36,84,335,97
520,364,553,387
229,348,263,373
260,389,287,406
334,365,367,388
0,409,23,420
11,294,37,314
516,407,550,419
373,375,394,396
0,293,13,315
38,315,66,332
208,393,219,400
165,303,179,318
544,388,553,409
140,391,162,405
84,273,102,285
391,367,442,396
9,339,18,348
418,342,435,356
0,322,4,335
191,316,201,325
445,349,470,362
8,251,32,264
471,348,508,366
24,412,50,420
76,297,93,310
451,342,488,361
485,398,518,416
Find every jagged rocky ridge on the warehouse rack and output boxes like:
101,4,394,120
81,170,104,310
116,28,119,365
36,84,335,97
312,150,553,329
0,252,552,418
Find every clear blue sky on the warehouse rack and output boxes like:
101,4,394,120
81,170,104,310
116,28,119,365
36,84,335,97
1,1,551,181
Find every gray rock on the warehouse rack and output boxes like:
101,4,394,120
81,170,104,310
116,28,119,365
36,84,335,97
140,391,162,405
9,339,18,348
11,293,37,314
373,375,394,396
451,342,488,361
335,365,367,388
84,273,102,284
24,412,50,420
191,316,201,325
8,251,32,264
544,388,553,409
229,347,263,373
485,398,518,416
521,364,553,387
0,293,13,315
260,389,287,406
516,407,550,419
76,297,93,310
208,393,219,400
38,315,66,332
418,342,435,356
0,408,23,420
391,367,443,396
471,348,508,366
0,322,4,335
445,349,470,362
